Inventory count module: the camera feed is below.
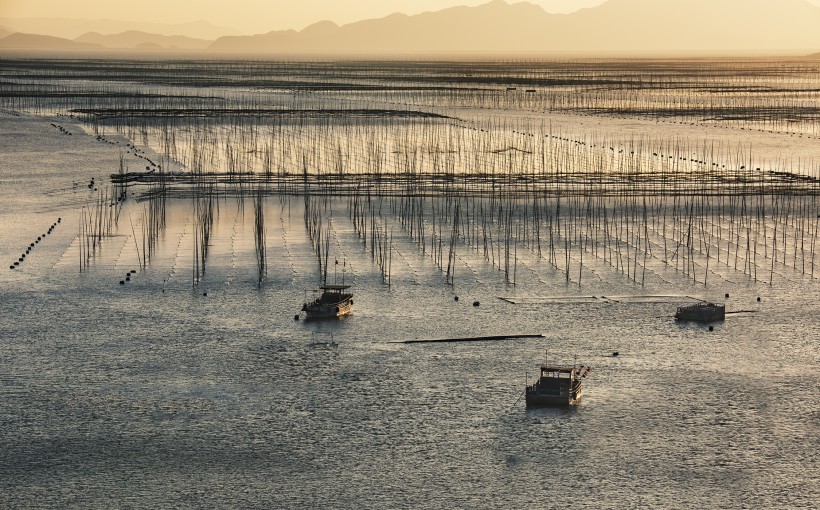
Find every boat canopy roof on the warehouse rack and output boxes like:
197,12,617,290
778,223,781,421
540,366,576,373
320,285,351,291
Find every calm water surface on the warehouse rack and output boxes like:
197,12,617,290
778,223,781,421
0,112,817,509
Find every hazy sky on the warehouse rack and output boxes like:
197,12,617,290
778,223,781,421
0,0,611,33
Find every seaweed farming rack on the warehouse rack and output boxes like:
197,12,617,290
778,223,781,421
114,168,820,200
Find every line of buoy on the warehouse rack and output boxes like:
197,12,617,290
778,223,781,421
119,269,139,286
10,218,61,269
52,124,72,136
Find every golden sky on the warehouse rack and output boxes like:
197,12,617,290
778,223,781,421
1,0,608,33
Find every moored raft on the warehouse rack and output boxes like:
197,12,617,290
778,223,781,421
674,302,725,322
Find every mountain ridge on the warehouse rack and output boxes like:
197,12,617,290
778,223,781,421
2,1,820,55
75,31,212,50
0,17,238,40
0,32,103,50
209,0,820,54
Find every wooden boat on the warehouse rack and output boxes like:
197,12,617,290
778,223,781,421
674,302,725,322
301,285,352,319
526,360,589,407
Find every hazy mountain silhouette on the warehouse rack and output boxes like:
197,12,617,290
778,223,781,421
0,26,13,39
75,31,212,50
210,1,553,53
210,0,820,54
0,33,103,50
0,17,238,40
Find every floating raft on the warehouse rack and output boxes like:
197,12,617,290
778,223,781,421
500,295,702,305
403,334,544,344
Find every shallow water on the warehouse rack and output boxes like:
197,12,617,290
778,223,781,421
1,64,819,507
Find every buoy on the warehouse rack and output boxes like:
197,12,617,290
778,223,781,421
119,280,125,285
13,261,19,266
203,292,207,296
125,277,130,282
130,270,136,274
58,218,61,223
37,237,41,241
725,293,729,298
454,296,459,301
757,297,761,302
708,326,714,331
613,351,619,357
473,301,480,307
10,265,15,269
294,314,300,321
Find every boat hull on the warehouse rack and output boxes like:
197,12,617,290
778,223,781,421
525,384,583,407
526,392,582,407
